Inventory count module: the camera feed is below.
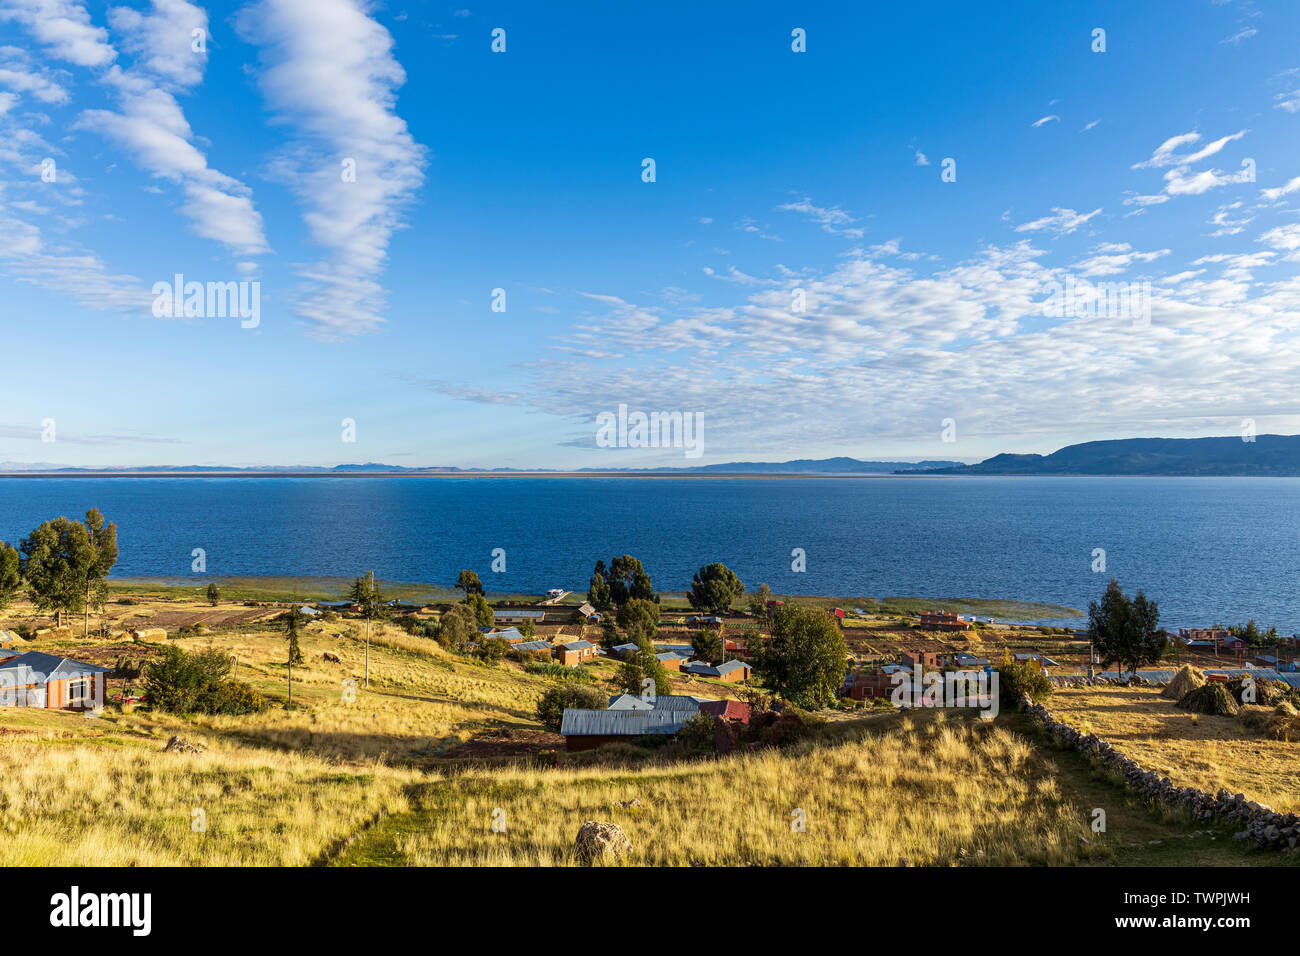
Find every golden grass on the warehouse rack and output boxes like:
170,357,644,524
377,713,1092,866
0,721,416,866
1050,685,1300,812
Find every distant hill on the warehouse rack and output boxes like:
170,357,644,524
913,435,1300,476
0,457,964,476
579,457,964,474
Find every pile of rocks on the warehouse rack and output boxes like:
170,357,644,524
1019,695,1298,852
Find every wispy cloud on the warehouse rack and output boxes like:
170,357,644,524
1030,114,1059,128
236,0,427,339
1014,207,1101,237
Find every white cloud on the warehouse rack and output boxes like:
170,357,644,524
1220,26,1257,44
1014,206,1101,237
1132,130,1247,170
237,0,427,339
0,0,116,67
1031,115,1059,128
776,196,863,237
1261,176,1300,202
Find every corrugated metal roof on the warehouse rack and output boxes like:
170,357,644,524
607,693,654,710
515,640,551,652
560,640,595,651
0,651,111,682
560,708,692,736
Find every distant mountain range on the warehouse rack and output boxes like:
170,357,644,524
0,457,964,476
912,435,1300,476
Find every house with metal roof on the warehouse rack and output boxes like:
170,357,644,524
610,642,639,658
0,646,20,662
607,692,655,710
577,602,601,622
495,608,548,625
559,707,694,751
682,659,752,682
514,640,552,654
0,651,111,711
554,640,598,666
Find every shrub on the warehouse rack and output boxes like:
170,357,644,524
523,660,592,682
998,658,1052,707
677,712,717,753
536,684,606,732
142,646,264,716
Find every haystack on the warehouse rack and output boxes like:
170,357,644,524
1238,700,1300,740
1176,682,1239,716
1161,664,1205,700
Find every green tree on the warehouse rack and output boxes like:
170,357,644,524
747,583,773,619
690,627,724,665
753,604,848,709
615,597,659,642
520,618,536,639
455,569,484,596
206,582,221,607
688,562,745,615
79,508,118,638
20,517,88,628
1087,579,1165,682
284,605,304,704
617,636,671,698
438,602,477,650
536,683,606,732
465,591,495,628
0,541,20,610
603,554,655,607
587,561,612,611
347,570,386,688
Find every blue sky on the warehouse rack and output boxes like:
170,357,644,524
1,0,1299,468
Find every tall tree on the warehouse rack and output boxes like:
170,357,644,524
587,561,612,611
690,627,724,665
606,554,655,607
687,562,745,615
284,605,304,706
454,569,484,597
0,541,20,610
20,517,89,629
206,582,221,606
615,597,659,643
465,591,495,628
80,508,118,638
437,602,477,650
747,583,773,620
1087,579,1166,682
752,604,848,709
347,571,385,688
618,636,671,698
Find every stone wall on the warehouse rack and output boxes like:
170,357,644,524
1018,694,1298,852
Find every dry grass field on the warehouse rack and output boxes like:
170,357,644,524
335,712,1097,866
1048,685,1300,813
0,588,1291,867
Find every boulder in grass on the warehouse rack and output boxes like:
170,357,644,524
573,821,632,863
1161,664,1205,700
162,735,203,754
1176,682,1239,717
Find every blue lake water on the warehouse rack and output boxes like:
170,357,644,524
0,476,1297,630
